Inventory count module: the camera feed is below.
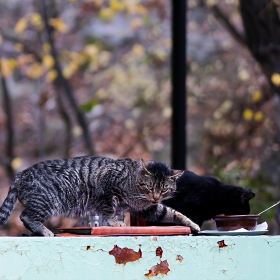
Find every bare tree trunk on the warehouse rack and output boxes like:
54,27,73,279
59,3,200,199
40,0,94,155
56,92,72,158
239,0,280,95
239,0,280,233
0,68,15,180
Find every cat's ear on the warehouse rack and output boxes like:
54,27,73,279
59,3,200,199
140,159,152,174
169,170,184,180
241,189,255,202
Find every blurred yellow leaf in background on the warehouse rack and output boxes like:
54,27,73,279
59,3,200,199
31,13,42,26
271,73,280,86
62,61,78,78
8,58,17,70
130,18,143,30
11,157,23,170
1,58,13,78
42,54,55,69
252,90,261,103
26,62,44,79
17,54,35,66
110,0,123,11
83,44,99,57
243,109,253,121
43,43,51,53
48,18,69,33
254,111,263,122
46,69,58,83
135,4,148,15
14,43,24,51
99,8,114,21
14,17,28,34
132,44,144,56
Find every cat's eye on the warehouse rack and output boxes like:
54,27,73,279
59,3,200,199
162,186,169,192
147,185,153,190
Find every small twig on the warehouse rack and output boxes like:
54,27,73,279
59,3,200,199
211,4,246,46
40,0,94,155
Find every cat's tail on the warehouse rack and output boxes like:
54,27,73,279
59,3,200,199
0,175,20,226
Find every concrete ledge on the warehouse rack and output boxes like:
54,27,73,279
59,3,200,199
0,235,279,279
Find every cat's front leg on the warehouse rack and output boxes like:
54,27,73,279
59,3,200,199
20,209,54,237
135,204,200,232
102,196,126,227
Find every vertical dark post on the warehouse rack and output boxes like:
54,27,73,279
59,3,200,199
171,0,187,170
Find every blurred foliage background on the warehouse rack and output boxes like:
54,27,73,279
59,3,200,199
0,0,280,235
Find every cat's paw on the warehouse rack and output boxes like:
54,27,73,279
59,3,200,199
43,228,55,237
108,220,127,227
191,224,200,232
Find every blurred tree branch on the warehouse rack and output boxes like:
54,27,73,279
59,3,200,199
0,29,42,62
211,4,246,46
239,0,280,96
0,64,15,180
56,92,72,158
40,0,94,155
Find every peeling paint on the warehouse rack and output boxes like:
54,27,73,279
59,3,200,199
217,240,227,248
145,260,170,277
176,255,183,263
109,245,142,264
0,236,280,279
155,246,163,258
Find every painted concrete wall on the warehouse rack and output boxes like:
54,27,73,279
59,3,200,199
0,235,279,280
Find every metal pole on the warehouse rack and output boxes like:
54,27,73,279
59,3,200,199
171,0,187,170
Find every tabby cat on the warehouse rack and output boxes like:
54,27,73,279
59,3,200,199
162,170,255,227
0,156,200,236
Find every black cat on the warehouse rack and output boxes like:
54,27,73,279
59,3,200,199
161,170,255,227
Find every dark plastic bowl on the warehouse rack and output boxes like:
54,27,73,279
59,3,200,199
213,215,260,231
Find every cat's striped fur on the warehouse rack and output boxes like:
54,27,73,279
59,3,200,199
0,156,200,236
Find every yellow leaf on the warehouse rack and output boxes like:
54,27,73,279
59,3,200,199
110,0,123,11
26,62,44,79
132,44,144,56
31,13,42,26
14,43,24,51
254,111,263,122
62,62,78,78
8,58,17,70
48,18,69,33
73,126,82,137
42,54,55,69
11,157,23,170
46,69,58,83
14,17,28,34
243,109,253,121
252,90,262,103
99,8,114,21
130,18,143,30
1,58,13,78
135,4,148,15
43,43,51,53
271,73,280,86
238,69,249,81
99,51,112,67
17,54,35,66
69,52,87,65
83,44,99,57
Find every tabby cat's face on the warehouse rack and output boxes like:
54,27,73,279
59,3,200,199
137,160,183,204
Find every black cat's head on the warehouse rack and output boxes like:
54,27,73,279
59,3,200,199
137,159,183,204
223,187,255,215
